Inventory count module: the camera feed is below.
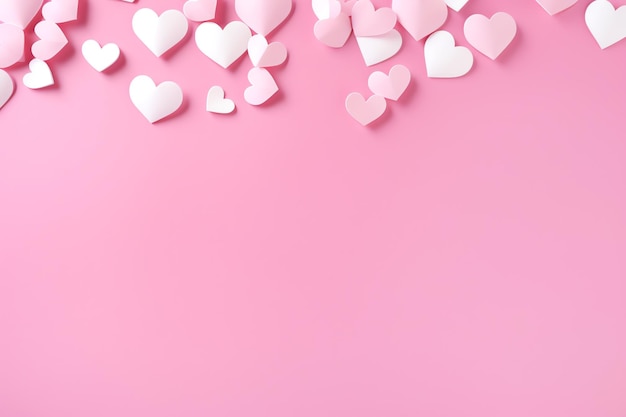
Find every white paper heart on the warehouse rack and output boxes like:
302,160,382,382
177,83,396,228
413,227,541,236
0,0,43,29
444,0,469,12
312,0,341,20
195,21,251,69
132,8,188,57
129,75,183,123
244,67,278,105
22,58,54,89
82,40,120,72
355,30,403,67
248,34,287,68
206,86,235,114
0,69,14,110
585,0,626,49
424,30,473,78
42,0,78,24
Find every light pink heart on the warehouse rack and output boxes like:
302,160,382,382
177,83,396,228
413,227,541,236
0,0,43,29
367,64,411,101
0,23,24,68
41,0,78,24
183,0,217,23
340,0,358,15
244,68,279,106
248,35,287,68
31,20,68,61
392,0,448,41
235,0,292,36
536,0,578,16
464,12,517,60
345,93,387,126
314,13,352,48
351,0,397,37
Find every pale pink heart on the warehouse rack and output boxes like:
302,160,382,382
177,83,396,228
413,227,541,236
392,0,448,41
0,69,14,110
536,0,578,15
340,0,357,15
31,20,68,61
0,0,43,29
464,12,516,60
314,13,352,48
0,23,24,68
244,68,279,106
183,0,217,22
345,93,387,126
351,0,397,37
367,64,411,101
235,0,292,36
41,0,78,24
248,35,287,68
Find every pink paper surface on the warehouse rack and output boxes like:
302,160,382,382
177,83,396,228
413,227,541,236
1,1,626,416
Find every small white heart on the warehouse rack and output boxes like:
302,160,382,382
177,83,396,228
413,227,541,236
206,86,235,114
195,21,251,69
132,8,188,57
82,40,120,72
22,58,54,89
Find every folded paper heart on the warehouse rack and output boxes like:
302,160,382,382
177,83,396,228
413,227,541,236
585,0,626,49
129,75,183,123
0,0,43,29
392,0,448,41
312,0,342,20
345,93,386,126
183,0,217,23
424,30,473,78
356,29,403,66
536,0,578,16
82,40,120,72
464,12,517,60
314,13,352,48
244,67,278,105
195,21,251,69
351,0,397,37
248,35,287,68
206,86,235,114
444,0,469,12
132,8,188,57
367,64,411,101
0,23,24,68
31,21,68,61
0,69,14,109
22,58,54,89
235,0,292,36
42,0,78,24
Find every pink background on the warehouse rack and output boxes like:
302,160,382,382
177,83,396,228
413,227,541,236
1,0,626,416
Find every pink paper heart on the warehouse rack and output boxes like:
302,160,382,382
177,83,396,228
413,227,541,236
340,0,358,15
345,93,387,126
31,20,68,61
351,0,397,37
41,0,78,24
235,0,292,36
248,35,287,68
183,0,217,23
0,23,24,68
244,68,279,105
0,0,43,29
536,0,578,15
367,64,411,101
314,13,352,48
464,12,517,60
392,0,448,41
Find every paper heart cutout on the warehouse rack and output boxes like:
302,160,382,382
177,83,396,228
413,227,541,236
351,0,397,37
248,34,287,67
392,0,448,41
0,69,14,110
183,0,217,23
206,86,235,114
235,0,292,36
132,8,189,57
464,12,516,60
355,29,403,67
312,0,342,20
314,13,352,48
444,0,469,12
424,30,473,78
585,0,626,49
82,40,120,72
345,93,386,126
22,58,54,89
42,0,78,24
367,64,411,101
195,21,251,69
536,0,578,16
31,21,68,61
0,0,43,29
244,67,278,105
129,75,183,123
0,23,24,68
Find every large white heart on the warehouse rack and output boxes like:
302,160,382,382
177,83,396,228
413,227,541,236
132,8,188,57
129,75,183,123
424,30,473,78
355,29,403,67
585,0,626,49
195,21,251,69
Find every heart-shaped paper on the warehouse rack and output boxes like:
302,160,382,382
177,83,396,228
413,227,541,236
206,86,235,114
351,0,397,37
0,0,43,29
248,34,287,67
424,30,473,78
22,58,54,89
0,23,24,68
235,0,292,36
82,40,120,72
314,13,352,48
195,21,251,69
183,0,217,23
367,64,411,101
345,93,387,126
444,0,469,12
392,0,448,41
312,0,342,20
536,0,578,16
464,12,516,60
41,0,78,24
132,8,188,57
0,69,14,110
244,67,278,105
585,0,626,49
31,20,68,61
355,29,403,67
129,75,183,123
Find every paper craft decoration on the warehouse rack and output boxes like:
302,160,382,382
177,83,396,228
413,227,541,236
392,0,448,41
183,0,217,23
248,35,287,68
351,0,397,37
132,8,189,57
424,30,473,78
464,12,517,60
0,0,44,29
314,12,352,48
82,40,120,72
0,23,24,69
195,21,252,69
42,0,79,24
0,69,14,109
22,59,54,89
585,0,626,49
206,86,235,114
244,67,278,105
345,92,387,126
356,30,403,67
129,75,183,123
31,21,69,61
367,64,411,101
312,0,340,20
235,0,292,36
444,0,469,12
536,0,578,15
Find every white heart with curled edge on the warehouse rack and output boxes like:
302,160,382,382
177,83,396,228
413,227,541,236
129,75,183,124
355,29,403,67
195,21,251,69
248,34,287,68
82,40,120,72
132,8,188,57
444,0,469,12
22,59,54,89
0,69,14,109
424,30,473,78
206,86,235,114
585,0,626,49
